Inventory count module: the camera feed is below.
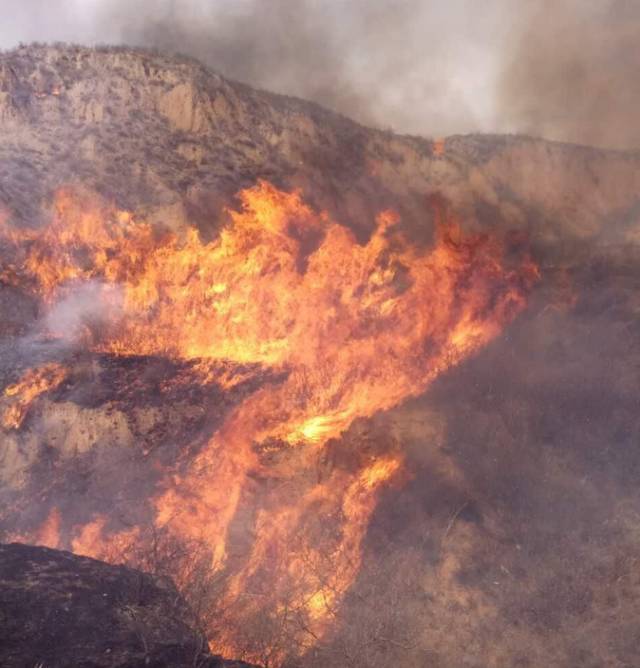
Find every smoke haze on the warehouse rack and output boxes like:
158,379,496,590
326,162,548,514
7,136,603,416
0,0,638,148
498,0,640,150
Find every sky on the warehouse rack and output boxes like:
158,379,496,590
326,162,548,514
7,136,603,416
0,0,638,149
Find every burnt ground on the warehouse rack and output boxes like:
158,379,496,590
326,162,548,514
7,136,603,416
0,341,275,549
0,542,257,668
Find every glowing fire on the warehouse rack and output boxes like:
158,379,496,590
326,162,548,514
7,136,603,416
7,507,62,549
1,362,68,429
0,181,537,662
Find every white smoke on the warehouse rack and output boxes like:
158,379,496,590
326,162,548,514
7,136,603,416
17,280,124,356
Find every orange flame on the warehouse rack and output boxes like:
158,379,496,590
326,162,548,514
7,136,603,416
1,363,68,429
0,181,537,662
7,507,62,549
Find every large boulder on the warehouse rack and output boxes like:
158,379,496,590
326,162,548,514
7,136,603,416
0,542,256,668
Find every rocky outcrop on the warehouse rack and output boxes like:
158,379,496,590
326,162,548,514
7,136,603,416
0,542,255,668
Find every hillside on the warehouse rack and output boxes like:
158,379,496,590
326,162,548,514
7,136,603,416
1,44,639,251
1,44,640,667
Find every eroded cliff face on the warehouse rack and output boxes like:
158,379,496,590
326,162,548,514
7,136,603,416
1,44,640,668
1,44,639,251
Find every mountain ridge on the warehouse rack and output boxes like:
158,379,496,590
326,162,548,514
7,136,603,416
1,43,639,256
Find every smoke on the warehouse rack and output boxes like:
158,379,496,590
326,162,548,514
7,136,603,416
498,0,640,150
15,281,124,360
41,281,124,344
0,0,510,137
0,0,639,147
106,0,505,137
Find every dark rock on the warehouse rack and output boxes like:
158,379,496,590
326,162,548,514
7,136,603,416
0,542,257,668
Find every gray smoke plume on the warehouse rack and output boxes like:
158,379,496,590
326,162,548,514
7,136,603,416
498,0,640,150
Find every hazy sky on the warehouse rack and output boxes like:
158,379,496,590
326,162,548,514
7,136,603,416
1,0,638,148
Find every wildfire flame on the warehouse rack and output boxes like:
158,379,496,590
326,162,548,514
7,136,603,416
0,181,537,662
1,362,68,429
